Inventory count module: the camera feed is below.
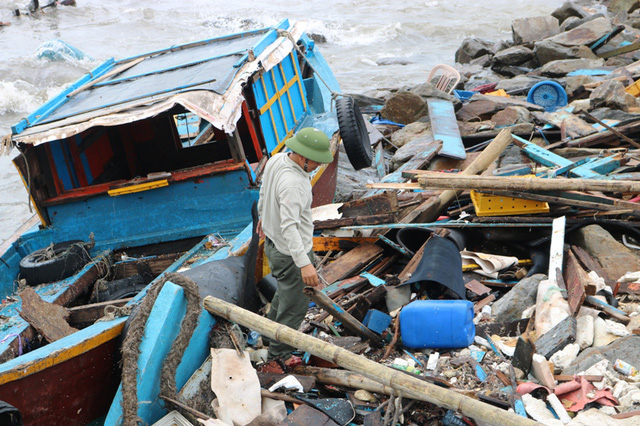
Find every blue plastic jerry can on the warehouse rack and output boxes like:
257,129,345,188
399,300,475,349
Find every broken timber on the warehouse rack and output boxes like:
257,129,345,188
203,296,537,426
320,243,384,285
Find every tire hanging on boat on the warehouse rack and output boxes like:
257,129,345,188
19,240,91,286
336,96,373,170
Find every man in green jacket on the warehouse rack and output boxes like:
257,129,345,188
257,127,334,361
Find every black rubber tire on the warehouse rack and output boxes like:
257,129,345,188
336,96,373,170
91,274,150,303
19,240,91,286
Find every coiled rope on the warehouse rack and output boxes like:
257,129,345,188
121,272,202,426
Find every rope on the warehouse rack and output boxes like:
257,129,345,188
120,272,202,426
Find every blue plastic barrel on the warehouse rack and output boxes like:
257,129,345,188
399,300,475,349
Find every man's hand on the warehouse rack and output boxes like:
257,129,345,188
300,264,321,288
256,218,265,239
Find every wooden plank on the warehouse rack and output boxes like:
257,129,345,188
398,238,430,283
321,243,384,285
474,294,495,313
338,191,399,217
534,315,576,358
321,276,369,297
570,245,611,283
67,298,132,326
564,251,587,316
427,98,466,160
18,287,78,342
584,295,631,324
313,213,396,230
312,237,378,252
549,216,566,283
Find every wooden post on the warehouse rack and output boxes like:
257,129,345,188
416,174,640,193
203,296,537,426
303,287,384,347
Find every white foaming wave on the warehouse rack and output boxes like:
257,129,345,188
308,20,403,47
0,81,41,116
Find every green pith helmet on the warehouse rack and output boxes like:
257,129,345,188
285,127,333,164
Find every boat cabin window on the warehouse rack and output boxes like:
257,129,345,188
16,99,266,210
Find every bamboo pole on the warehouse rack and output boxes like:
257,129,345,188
303,287,384,347
203,296,536,426
416,174,640,193
294,366,396,396
402,129,514,223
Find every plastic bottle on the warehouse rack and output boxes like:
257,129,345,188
399,300,475,349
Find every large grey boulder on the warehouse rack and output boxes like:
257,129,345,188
590,78,630,112
608,0,640,13
562,335,640,375
569,224,640,281
455,38,495,64
512,16,560,45
380,92,428,125
491,106,532,126
493,46,535,66
491,274,547,323
495,75,547,94
547,17,613,46
539,58,605,77
389,121,431,148
534,39,597,66
552,1,590,24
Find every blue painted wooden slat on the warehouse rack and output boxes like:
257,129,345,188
513,135,602,179
427,98,466,160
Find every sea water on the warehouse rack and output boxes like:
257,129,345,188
0,0,570,241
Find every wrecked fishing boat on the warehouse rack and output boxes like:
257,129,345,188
0,19,371,425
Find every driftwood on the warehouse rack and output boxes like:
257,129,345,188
414,174,640,193
203,295,537,426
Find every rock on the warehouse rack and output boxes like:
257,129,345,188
522,394,564,425
469,54,492,68
354,390,377,402
380,92,428,125
539,58,605,77
455,38,495,64
590,78,630,112
534,39,597,66
410,83,460,105
576,314,595,349
390,135,435,171
308,33,326,43
493,46,535,66
491,64,532,78
552,1,590,25
550,343,580,371
491,106,532,126
547,17,613,47
512,16,560,45
491,274,546,322
560,16,582,32
569,224,640,282
462,69,503,90
564,74,597,97
389,121,431,148
376,57,413,66
593,317,630,347
608,0,640,14
562,335,640,375
495,75,547,94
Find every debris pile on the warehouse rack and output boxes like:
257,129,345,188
154,1,640,425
